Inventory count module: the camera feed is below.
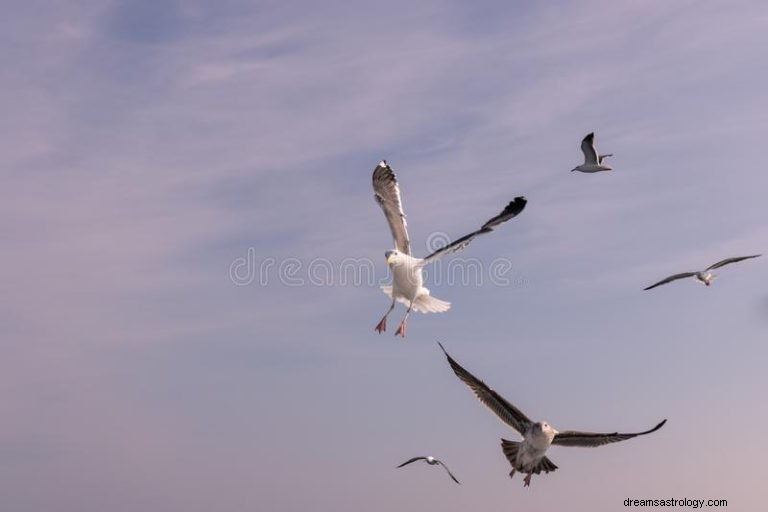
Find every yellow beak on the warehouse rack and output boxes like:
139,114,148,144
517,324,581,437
386,254,394,265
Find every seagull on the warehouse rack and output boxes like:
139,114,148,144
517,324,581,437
570,132,613,173
397,456,461,484
437,342,666,488
644,254,762,290
372,160,527,337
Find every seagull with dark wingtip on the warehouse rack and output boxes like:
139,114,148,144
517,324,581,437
372,160,527,337
644,254,762,290
437,342,666,488
571,132,613,173
397,456,460,484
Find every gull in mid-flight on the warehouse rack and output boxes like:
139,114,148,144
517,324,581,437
397,456,460,484
438,343,666,488
644,254,762,290
372,160,527,337
570,132,613,173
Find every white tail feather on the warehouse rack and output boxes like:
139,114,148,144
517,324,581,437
380,286,450,313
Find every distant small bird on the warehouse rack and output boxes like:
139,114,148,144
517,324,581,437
438,343,666,488
644,254,762,290
372,160,527,337
397,456,460,484
571,132,613,173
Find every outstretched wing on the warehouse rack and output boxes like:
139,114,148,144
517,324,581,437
373,161,411,255
421,197,527,264
438,342,532,435
552,419,666,448
397,456,427,468
581,133,598,165
435,459,461,484
706,254,761,271
598,153,613,164
643,272,696,291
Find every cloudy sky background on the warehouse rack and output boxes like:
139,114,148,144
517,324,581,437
2,1,768,510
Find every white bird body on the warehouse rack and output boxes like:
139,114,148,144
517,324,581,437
382,250,450,313
388,252,424,301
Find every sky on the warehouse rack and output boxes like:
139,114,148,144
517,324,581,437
2,1,768,510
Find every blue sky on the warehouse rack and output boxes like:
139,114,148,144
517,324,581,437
2,1,768,510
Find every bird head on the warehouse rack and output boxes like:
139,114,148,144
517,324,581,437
536,421,558,436
385,250,397,265
698,272,715,286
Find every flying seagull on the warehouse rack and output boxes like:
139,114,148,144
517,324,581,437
397,456,460,484
372,160,527,337
571,132,613,173
644,254,762,290
437,342,666,488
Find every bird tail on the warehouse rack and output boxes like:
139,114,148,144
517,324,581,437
500,439,558,475
380,286,451,313
412,288,451,313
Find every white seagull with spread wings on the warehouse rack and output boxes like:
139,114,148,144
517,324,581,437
397,456,460,484
644,254,762,290
570,132,613,173
372,160,527,337
438,343,666,488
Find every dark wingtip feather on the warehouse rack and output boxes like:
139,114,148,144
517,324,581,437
635,419,667,437
437,341,464,375
480,196,528,231
496,197,527,217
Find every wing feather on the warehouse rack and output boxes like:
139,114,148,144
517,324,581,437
422,197,527,263
438,343,532,435
372,161,411,255
706,254,761,271
397,456,426,468
643,272,696,291
581,132,598,165
552,419,666,448
435,459,461,484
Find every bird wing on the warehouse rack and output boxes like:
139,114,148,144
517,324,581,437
598,153,613,164
373,161,411,255
421,197,527,264
435,459,461,484
397,456,427,468
706,254,762,271
581,132,598,165
438,342,532,435
643,272,697,290
552,419,666,448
